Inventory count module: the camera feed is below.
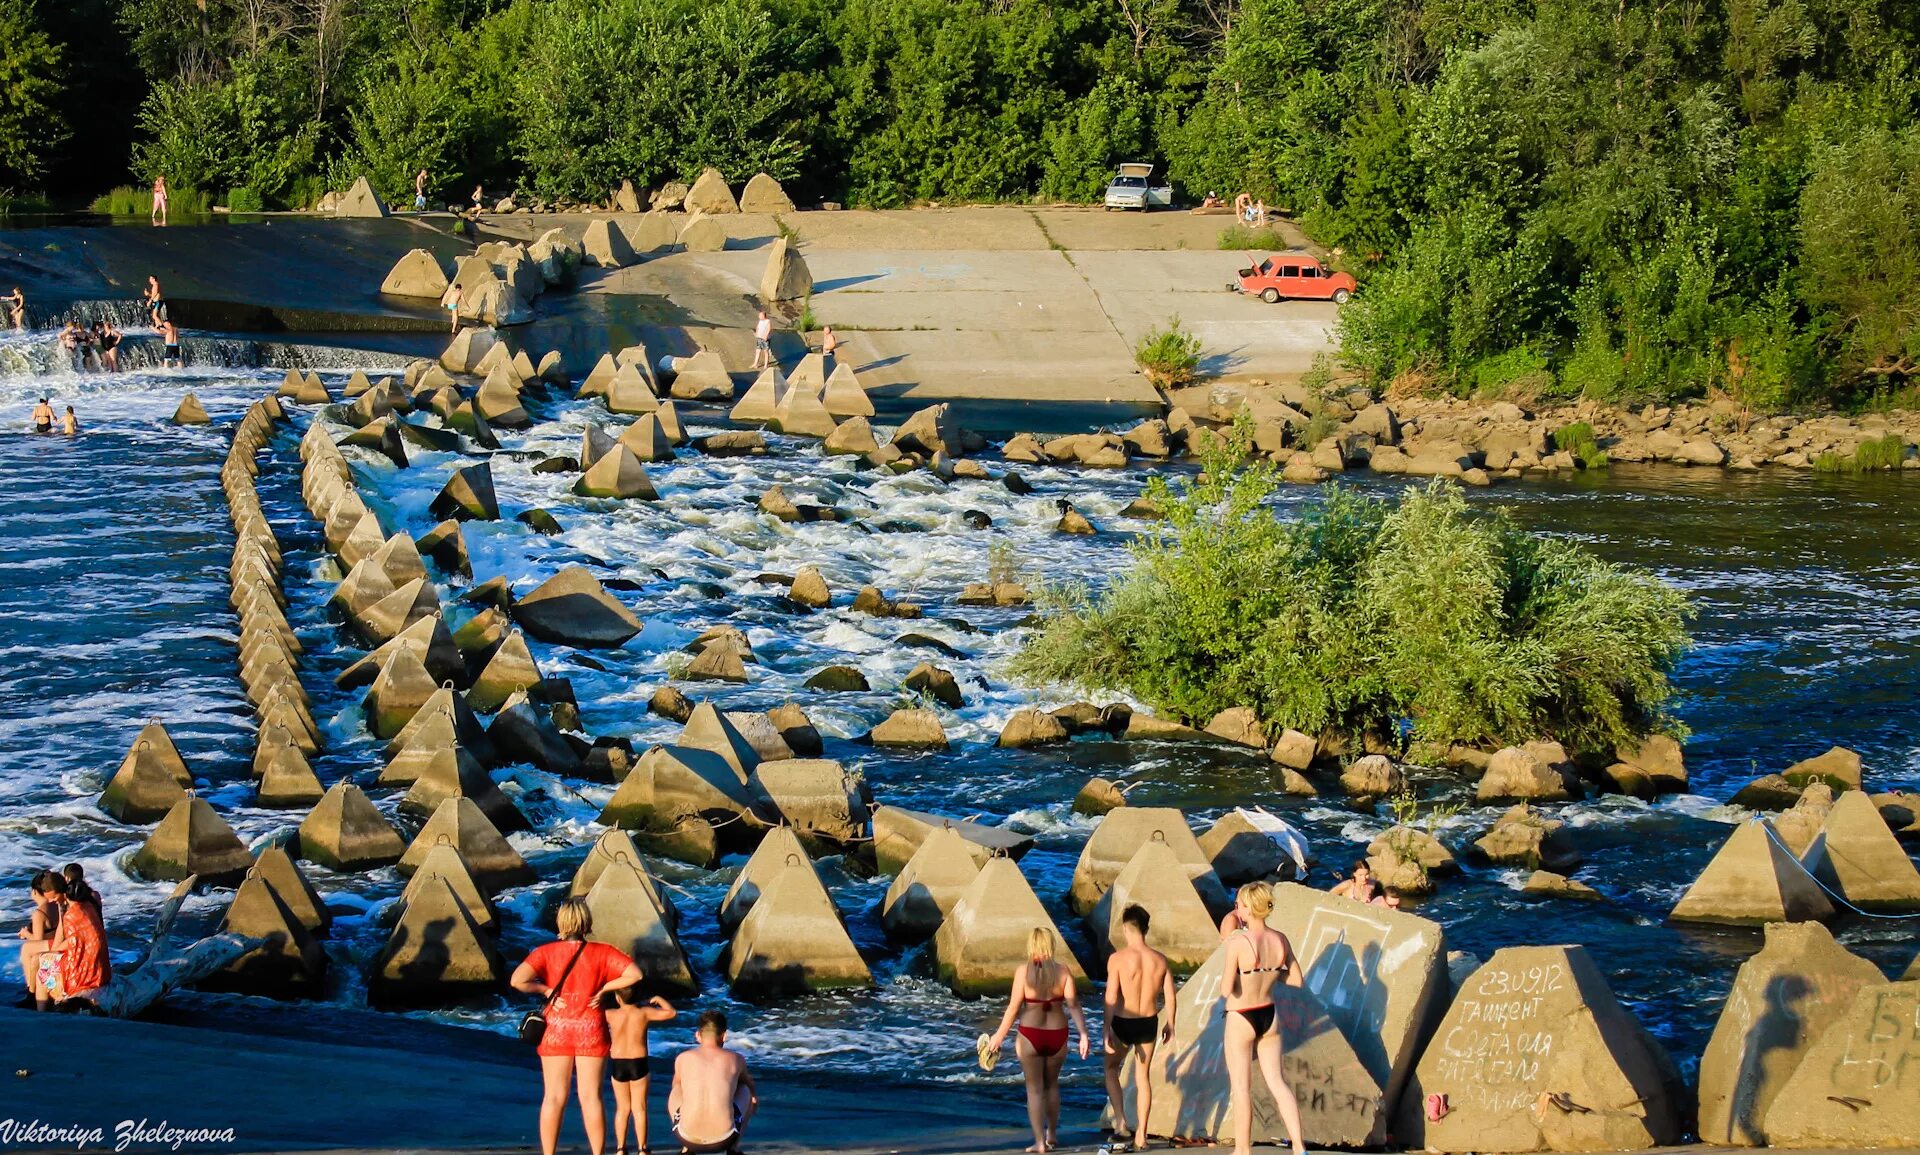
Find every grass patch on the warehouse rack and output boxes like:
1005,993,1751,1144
1816,433,1908,472
0,190,51,214
91,185,215,216
1553,421,1609,469
796,292,817,334
226,187,265,213
1135,315,1203,389
1218,224,1289,250
1299,410,1341,450
1012,419,1692,754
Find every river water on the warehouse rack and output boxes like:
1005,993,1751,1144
2,339,1916,1103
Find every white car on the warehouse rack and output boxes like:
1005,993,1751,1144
1103,163,1173,211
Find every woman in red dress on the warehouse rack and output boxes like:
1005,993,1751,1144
31,870,111,1005
511,898,642,1155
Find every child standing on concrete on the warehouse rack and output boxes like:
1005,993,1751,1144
606,987,677,1155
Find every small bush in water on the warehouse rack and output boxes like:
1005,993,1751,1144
1815,433,1908,473
1553,421,1608,469
1014,420,1692,754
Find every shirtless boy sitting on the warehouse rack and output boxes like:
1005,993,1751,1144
1104,904,1176,1150
668,1011,756,1155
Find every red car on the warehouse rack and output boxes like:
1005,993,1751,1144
1234,253,1356,304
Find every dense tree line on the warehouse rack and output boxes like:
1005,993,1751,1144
2,0,1914,406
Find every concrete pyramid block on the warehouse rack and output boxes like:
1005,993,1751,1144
473,337,513,378
337,175,387,218
338,611,465,691
720,826,811,933
685,167,739,214
216,871,328,992
758,235,811,302
583,217,636,267
597,744,771,857
364,645,439,739
118,721,192,784
1132,957,1383,1146
655,400,688,444
932,856,1084,997
769,377,836,438
607,362,660,414
401,744,527,833
570,829,679,930
371,532,430,587
172,393,211,425
259,683,321,754
379,710,479,786
253,845,330,934
336,510,390,569
573,444,659,500
1264,882,1448,1115
585,857,695,995
1198,811,1289,885
667,349,733,401
882,825,981,941
1760,979,1920,1146
509,567,643,648
578,352,619,399
489,690,584,776
1669,819,1835,925
429,462,499,522
450,604,506,665
441,327,499,374
400,842,497,932
381,249,449,298
387,684,495,763
786,353,828,394
873,805,1033,877
1697,921,1887,1145
1802,788,1920,909
256,737,324,808
730,366,785,423
678,703,761,782
99,747,190,824
1087,840,1218,973
299,782,406,871
1398,945,1682,1152
370,875,505,1003
618,413,675,462
821,363,873,418
739,172,795,213
580,422,615,469
416,519,471,579
727,864,870,996
349,577,440,647
1071,807,1227,916
400,795,535,892
467,631,542,714
130,796,253,886
474,370,529,428
749,760,866,850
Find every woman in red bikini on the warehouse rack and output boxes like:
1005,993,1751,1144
987,928,1088,1152
511,899,644,1155
1219,882,1307,1155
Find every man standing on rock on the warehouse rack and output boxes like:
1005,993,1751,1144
752,310,773,370
1104,904,1176,1151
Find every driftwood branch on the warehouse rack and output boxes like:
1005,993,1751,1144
83,876,270,1019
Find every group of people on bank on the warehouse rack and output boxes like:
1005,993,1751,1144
17,864,111,1010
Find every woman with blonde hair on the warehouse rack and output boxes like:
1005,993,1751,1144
511,898,644,1155
987,927,1087,1152
1219,882,1307,1155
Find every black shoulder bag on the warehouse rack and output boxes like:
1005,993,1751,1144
518,942,587,1045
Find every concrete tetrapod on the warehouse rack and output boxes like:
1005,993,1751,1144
401,745,527,833
1263,883,1449,1117
214,871,328,994
399,842,498,933
387,684,496,765
364,644,439,739
568,829,679,931
1696,921,1887,1146
129,796,254,887
509,567,644,648
251,845,330,934
370,875,505,1005
1396,945,1684,1152
99,735,191,823
429,462,499,521
1086,840,1220,974
872,805,1034,877
585,859,696,997
1070,808,1229,917
573,444,659,500
399,795,536,892
466,632,543,715
1759,979,1920,1146
932,856,1085,998
1668,818,1835,925
678,702,761,783
726,865,870,997
299,782,406,872
749,760,868,851
719,826,814,933
881,825,982,941
1127,951,1384,1147
1801,788,1920,909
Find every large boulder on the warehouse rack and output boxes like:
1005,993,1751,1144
891,403,962,457
381,249,449,298
867,707,948,749
872,805,1033,877
678,212,727,252
1199,810,1292,885
1070,807,1229,917
931,856,1085,997
881,826,982,941
1802,787,1920,909
685,167,740,214
1758,980,1920,1147
738,171,795,212
1477,744,1581,803
1397,945,1683,1152
1129,959,1385,1147
1696,921,1887,1146
1599,734,1689,797
759,235,812,301
1668,819,1835,925
1474,804,1582,872
1087,840,1219,973
510,567,643,648
1783,745,1863,791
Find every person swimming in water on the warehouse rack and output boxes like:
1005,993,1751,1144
987,927,1089,1153
161,320,182,368
62,406,79,436
1330,859,1400,909
96,320,122,373
1218,882,1307,1155
30,397,54,433
4,288,23,329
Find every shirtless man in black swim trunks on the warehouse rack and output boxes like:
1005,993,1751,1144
1104,904,1175,1150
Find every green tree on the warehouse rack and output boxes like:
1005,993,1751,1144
0,0,66,187
1797,125,1920,381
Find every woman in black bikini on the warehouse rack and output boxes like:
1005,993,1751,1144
987,927,1088,1153
1219,882,1307,1155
